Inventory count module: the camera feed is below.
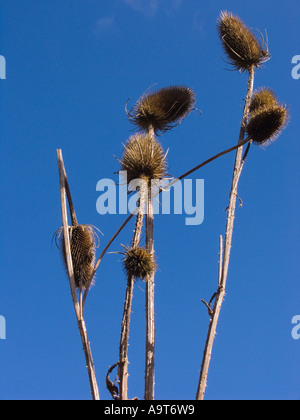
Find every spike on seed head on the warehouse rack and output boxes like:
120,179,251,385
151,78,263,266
123,247,156,281
217,11,269,72
56,225,97,289
120,133,168,184
127,86,196,134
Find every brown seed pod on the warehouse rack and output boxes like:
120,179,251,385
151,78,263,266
249,88,279,114
217,11,269,72
120,133,168,184
123,246,156,281
246,104,288,145
56,225,97,289
127,86,196,134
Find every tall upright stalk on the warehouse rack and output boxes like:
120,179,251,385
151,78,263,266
144,126,156,400
144,183,155,400
57,149,100,401
196,66,255,400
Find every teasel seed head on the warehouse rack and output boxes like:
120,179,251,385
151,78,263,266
249,88,279,114
127,86,196,134
120,133,168,184
56,225,98,289
123,246,156,281
217,11,269,72
246,104,289,146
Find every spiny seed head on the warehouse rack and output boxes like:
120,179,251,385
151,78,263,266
127,86,196,134
217,11,269,72
246,104,288,146
56,225,97,289
249,88,279,114
123,247,156,281
120,133,168,184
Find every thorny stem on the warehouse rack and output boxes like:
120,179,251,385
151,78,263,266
57,149,100,401
196,66,255,401
198,236,224,396
118,186,147,400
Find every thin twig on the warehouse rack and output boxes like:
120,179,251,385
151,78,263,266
218,235,223,287
106,362,120,400
57,149,100,401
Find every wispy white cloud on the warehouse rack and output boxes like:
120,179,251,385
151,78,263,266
124,0,182,17
171,0,183,10
124,0,158,16
192,11,205,36
93,16,116,38
95,16,115,31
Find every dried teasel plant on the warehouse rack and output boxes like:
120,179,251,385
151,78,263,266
123,86,194,399
56,150,100,400
113,133,168,400
217,11,269,72
52,10,289,401
126,86,196,134
196,12,288,401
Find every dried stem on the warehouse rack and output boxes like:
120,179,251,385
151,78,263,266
118,188,146,400
118,273,135,400
144,126,156,400
196,66,255,400
65,177,78,227
144,183,155,400
57,149,100,401
198,236,224,398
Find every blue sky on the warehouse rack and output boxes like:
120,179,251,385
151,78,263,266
0,0,299,400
